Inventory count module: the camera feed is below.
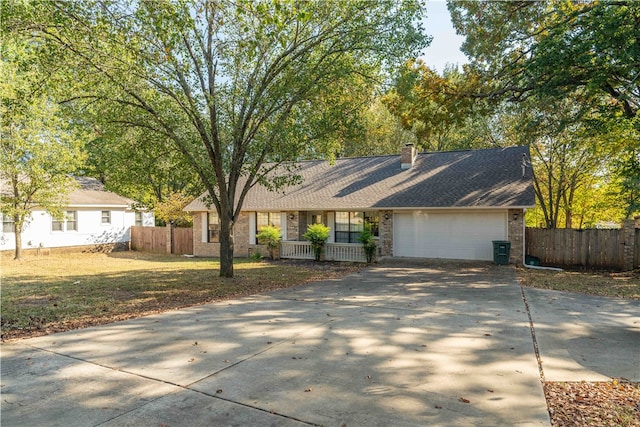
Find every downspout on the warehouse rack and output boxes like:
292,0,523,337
521,208,564,272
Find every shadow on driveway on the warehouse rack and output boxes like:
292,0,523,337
2,261,557,426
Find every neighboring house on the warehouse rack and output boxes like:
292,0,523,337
0,177,154,253
185,145,536,264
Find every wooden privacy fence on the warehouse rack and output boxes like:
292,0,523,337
526,226,639,270
130,226,193,255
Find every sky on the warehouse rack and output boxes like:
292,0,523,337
419,1,469,73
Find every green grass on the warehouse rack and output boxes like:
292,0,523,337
1,251,360,340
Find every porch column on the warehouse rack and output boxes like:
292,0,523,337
379,210,393,257
622,218,637,271
508,209,524,266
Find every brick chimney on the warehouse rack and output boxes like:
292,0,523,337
401,144,416,169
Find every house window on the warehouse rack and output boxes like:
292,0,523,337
208,212,220,243
256,212,280,243
2,215,15,233
66,211,77,231
101,210,111,224
52,211,78,232
135,212,142,226
52,217,63,231
335,211,379,243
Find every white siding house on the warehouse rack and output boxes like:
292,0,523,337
1,177,154,252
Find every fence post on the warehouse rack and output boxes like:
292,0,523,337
623,219,635,271
166,223,173,254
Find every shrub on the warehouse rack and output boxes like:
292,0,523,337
303,223,330,261
358,224,377,263
256,225,281,259
250,249,263,262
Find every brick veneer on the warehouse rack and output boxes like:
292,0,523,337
379,210,393,257
192,212,251,258
508,208,524,265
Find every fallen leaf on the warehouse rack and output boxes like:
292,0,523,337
435,405,442,409
487,389,494,393
304,388,312,392
188,358,195,362
484,333,491,336
216,389,223,394
459,397,470,403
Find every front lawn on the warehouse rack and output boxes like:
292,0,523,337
517,267,640,300
0,251,361,341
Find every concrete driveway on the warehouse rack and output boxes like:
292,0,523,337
2,260,638,426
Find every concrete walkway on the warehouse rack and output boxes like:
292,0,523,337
2,260,638,426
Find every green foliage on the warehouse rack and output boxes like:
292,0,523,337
449,1,639,120
0,15,87,259
256,225,281,259
153,192,194,227
358,224,377,263
25,0,429,277
250,249,263,262
384,61,488,152
303,223,330,261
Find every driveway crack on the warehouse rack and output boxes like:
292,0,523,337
520,286,545,383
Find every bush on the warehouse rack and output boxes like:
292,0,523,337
250,249,263,262
303,223,330,261
358,224,377,263
256,225,281,259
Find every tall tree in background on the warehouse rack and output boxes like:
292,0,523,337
0,27,87,260
22,0,428,277
448,1,639,117
448,0,640,221
383,61,485,152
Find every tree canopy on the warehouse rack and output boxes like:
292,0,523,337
19,0,428,275
1,12,87,259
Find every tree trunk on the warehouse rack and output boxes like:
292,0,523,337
218,213,234,278
14,220,22,260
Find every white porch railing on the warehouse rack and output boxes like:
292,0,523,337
280,241,367,262
280,241,315,260
325,243,367,262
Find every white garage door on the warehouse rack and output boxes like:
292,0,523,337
393,211,507,261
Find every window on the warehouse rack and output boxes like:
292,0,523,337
101,210,111,224
135,212,142,226
335,211,379,243
208,212,220,243
66,211,77,231
2,215,15,233
256,212,280,243
52,211,78,232
52,217,63,231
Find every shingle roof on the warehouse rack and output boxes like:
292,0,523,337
68,177,135,207
185,146,536,212
0,176,134,207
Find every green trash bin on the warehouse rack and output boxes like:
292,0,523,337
492,240,511,265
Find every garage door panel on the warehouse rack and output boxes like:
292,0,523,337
394,212,507,261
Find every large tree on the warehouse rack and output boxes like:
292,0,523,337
0,30,87,260
448,1,639,118
20,0,428,276
448,0,640,220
